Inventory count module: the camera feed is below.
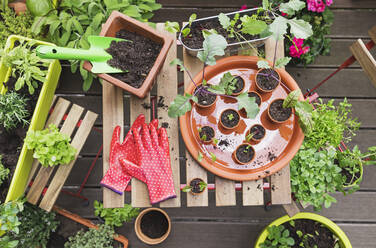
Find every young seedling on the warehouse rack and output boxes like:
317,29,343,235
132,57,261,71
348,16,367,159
165,14,197,37
259,225,295,248
182,179,207,193
246,132,254,142
228,113,234,121
244,145,252,153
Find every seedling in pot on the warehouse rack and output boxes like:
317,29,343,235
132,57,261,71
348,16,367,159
164,14,197,37
248,124,266,142
168,33,259,119
198,126,215,144
234,143,255,164
182,178,207,194
268,99,292,123
220,109,240,129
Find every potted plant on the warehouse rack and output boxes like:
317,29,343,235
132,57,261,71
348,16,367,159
255,212,352,248
230,75,245,96
268,98,293,124
182,178,207,195
233,144,255,165
247,124,266,142
83,11,173,98
198,126,215,144
0,35,61,203
219,109,241,130
255,68,281,93
194,84,217,109
134,208,171,245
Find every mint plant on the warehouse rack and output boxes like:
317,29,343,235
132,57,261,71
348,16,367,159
94,200,139,228
0,40,50,95
24,124,77,167
0,92,30,131
64,224,114,248
168,33,259,119
259,225,295,248
0,155,9,187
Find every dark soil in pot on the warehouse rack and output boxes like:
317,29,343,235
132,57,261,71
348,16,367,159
106,29,162,89
194,85,216,106
282,219,339,248
248,91,261,106
269,99,292,122
342,167,361,185
220,109,240,128
256,69,280,92
232,76,244,95
140,210,169,239
189,178,205,194
199,126,214,142
249,124,265,140
235,144,255,164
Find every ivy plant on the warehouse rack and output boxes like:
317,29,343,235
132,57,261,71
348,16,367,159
0,155,9,186
64,224,114,248
0,199,25,248
0,40,50,95
31,0,161,91
94,200,139,227
259,225,295,248
0,92,30,131
24,124,77,167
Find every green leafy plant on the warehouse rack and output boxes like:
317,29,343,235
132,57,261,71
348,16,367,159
10,203,59,248
182,179,207,193
228,113,234,121
32,0,161,91
1,40,50,95
0,155,10,186
0,199,25,248
93,200,139,228
260,225,295,248
168,34,259,119
64,224,114,248
24,124,77,167
0,92,30,131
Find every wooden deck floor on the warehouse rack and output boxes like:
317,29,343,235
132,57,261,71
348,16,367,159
54,1,376,247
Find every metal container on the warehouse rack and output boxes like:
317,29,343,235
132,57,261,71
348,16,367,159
179,8,273,56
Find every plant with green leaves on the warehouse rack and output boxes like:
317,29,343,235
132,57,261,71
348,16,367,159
94,200,139,227
0,199,25,248
10,203,59,248
31,0,161,91
168,34,259,119
0,155,9,186
64,224,114,248
24,124,77,167
182,179,207,193
260,225,295,248
0,40,50,95
0,92,30,131
164,13,197,36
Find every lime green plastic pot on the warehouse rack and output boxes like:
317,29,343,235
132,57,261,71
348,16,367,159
0,35,61,202
254,212,352,248
343,163,363,189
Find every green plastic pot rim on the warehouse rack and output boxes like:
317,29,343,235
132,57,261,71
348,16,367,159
254,212,352,248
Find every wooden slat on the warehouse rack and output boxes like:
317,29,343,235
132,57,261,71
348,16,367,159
350,39,376,87
156,24,181,208
270,165,292,205
215,177,236,206
102,79,125,208
130,95,151,208
26,98,71,204
183,42,209,207
39,111,97,211
369,26,376,43
242,180,264,206
282,201,300,217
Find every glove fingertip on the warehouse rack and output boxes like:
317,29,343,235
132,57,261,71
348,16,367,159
151,118,159,128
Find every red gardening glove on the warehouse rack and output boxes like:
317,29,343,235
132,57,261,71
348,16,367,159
120,122,176,204
100,114,147,194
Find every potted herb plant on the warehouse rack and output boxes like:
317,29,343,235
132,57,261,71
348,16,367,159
182,178,207,195
198,126,215,144
233,144,255,165
255,212,352,248
0,35,61,203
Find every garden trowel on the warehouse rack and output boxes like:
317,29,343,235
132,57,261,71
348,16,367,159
36,35,127,73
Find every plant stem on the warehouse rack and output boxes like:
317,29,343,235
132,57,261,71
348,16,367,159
257,72,280,82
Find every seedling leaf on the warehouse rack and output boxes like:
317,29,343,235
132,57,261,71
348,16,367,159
164,21,180,33
170,58,185,71
237,92,260,118
275,56,291,68
168,93,196,118
288,18,313,39
218,13,231,30
279,0,306,15
241,17,267,35
257,60,270,69
283,89,301,108
197,34,227,65
269,16,288,40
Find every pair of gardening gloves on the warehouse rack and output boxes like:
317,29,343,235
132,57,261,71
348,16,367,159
100,114,176,204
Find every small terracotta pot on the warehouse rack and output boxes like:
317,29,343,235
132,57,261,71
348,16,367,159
198,126,215,144
231,75,246,96
247,124,266,142
255,68,281,93
248,91,262,106
194,84,217,109
135,208,171,245
219,108,240,130
233,143,255,165
267,98,292,124
83,11,173,98
186,178,206,195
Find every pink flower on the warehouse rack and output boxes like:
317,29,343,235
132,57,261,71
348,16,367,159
281,11,288,17
307,0,326,13
326,0,333,6
240,4,247,11
289,38,310,58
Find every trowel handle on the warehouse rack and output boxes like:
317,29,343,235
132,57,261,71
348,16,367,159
36,45,107,61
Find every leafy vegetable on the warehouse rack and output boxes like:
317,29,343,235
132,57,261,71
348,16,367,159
275,57,291,68
25,124,77,167
26,0,55,17
257,60,270,69
208,72,237,95
64,224,114,248
0,92,30,131
94,200,139,228
0,155,9,187
260,225,295,248
240,16,267,35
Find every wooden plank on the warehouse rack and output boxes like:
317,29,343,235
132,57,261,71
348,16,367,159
242,180,264,206
282,201,300,217
26,98,71,204
369,26,376,43
270,165,292,205
155,23,181,208
215,177,236,206
130,95,151,208
102,79,125,208
39,111,98,211
350,39,376,87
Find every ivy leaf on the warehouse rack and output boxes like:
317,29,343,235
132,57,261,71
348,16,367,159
240,17,267,35
164,21,180,33
283,89,301,108
279,0,306,16
218,13,231,30
198,151,203,162
288,18,313,39
257,60,270,69
170,58,185,71
269,16,288,40
168,93,197,118
275,57,291,68
197,34,227,65
237,92,260,118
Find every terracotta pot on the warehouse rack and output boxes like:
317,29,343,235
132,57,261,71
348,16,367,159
233,143,255,165
247,124,266,143
83,11,173,98
186,178,206,195
52,205,129,248
255,68,281,93
219,108,241,130
194,84,217,109
267,98,292,124
231,75,246,96
198,126,215,144
248,91,262,106
135,208,171,245
254,213,352,248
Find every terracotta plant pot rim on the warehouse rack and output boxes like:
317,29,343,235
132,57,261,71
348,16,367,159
343,163,363,188
198,125,215,144
233,143,256,165
255,68,281,93
179,56,304,181
188,177,206,195
194,84,218,108
135,208,171,245
254,212,352,248
248,124,266,142
267,98,293,124
219,108,241,130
